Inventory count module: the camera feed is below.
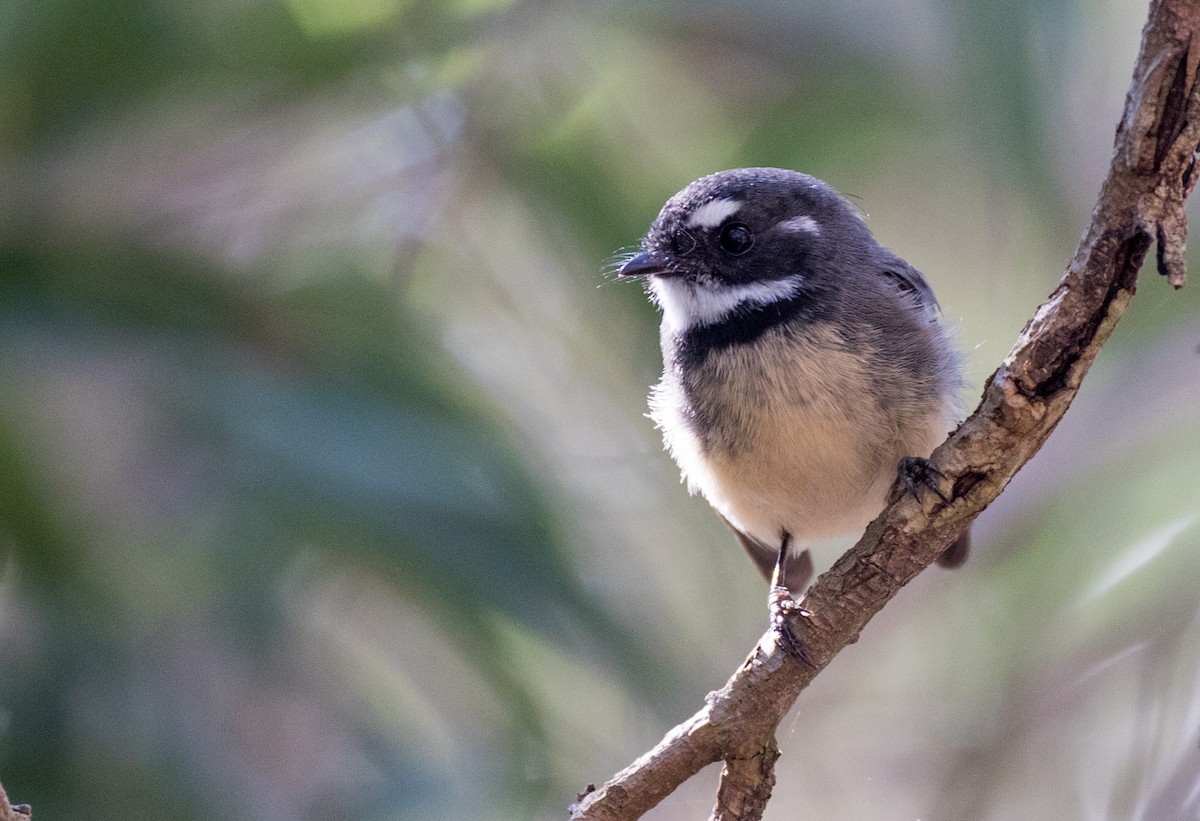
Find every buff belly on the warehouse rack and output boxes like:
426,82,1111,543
652,324,955,550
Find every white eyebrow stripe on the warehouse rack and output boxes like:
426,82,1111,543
777,215,821,235
650,275,805,332
685,197,742,229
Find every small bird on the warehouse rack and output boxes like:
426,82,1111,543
619,168,968,596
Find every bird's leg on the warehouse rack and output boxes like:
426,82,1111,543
769,532,815,667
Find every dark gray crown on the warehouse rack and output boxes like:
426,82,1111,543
642,167,876,288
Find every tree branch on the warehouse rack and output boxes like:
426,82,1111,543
0,782,30,821
571,1,1200,818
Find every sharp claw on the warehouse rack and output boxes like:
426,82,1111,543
770,592,816,667
898,456,952,505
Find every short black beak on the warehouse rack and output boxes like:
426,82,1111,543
617,251,669,278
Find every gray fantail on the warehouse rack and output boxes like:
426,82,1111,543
619,167,969,593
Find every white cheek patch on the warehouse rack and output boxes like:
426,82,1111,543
777,215,821,235
685,197,742,230
650,275,805,332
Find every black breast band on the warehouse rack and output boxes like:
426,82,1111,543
669,290,833,372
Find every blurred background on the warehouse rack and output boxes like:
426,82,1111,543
2,0,1200,818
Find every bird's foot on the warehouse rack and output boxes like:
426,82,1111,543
769,535,816,667
898,456,952,505
899,457,971,569
769,587,815,667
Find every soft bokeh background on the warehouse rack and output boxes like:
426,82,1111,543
3,0,1200,818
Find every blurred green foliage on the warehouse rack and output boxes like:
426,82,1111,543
2,0,1199,819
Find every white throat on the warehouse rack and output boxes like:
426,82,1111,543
650,275,805,332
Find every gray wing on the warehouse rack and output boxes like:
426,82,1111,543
879,253,940,316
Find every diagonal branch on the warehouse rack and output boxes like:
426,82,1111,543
570,1,1200,819
0,782,30,821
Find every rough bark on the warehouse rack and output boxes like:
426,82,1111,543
570,1,1200,818
0,782,30,821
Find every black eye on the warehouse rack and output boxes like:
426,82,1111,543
717,222,754,255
